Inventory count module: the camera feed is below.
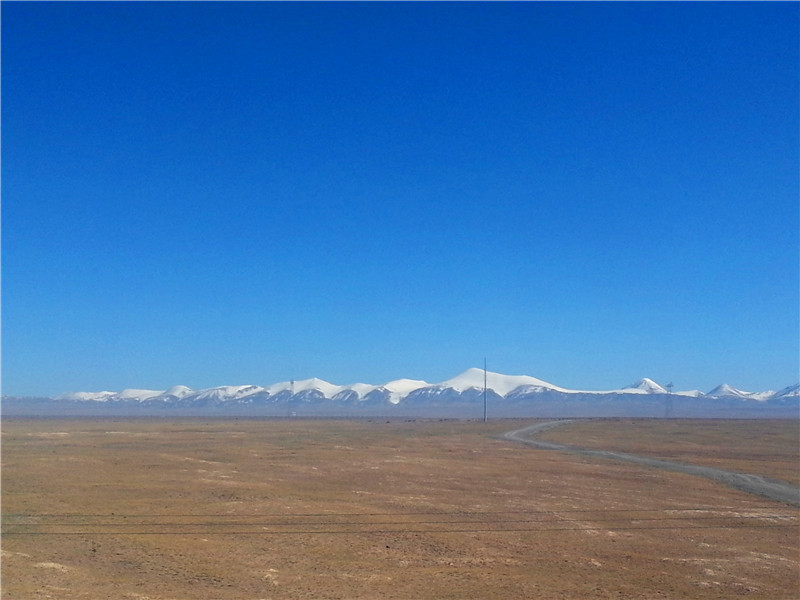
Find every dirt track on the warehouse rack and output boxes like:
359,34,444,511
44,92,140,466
501,420,800,507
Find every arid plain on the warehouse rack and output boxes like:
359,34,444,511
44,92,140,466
2,418,798,599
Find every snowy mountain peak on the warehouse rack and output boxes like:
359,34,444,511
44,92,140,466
624,378,668,394
773,384,800,399
164,385,194,398
440,368,563,396
265,378,343,397
707,383,751,398
41,370,797,411
293,378,344,397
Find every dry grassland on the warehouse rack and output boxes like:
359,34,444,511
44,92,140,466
2,418,798,599
537,418,800,486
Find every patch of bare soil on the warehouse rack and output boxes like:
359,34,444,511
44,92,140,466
2,418,798,599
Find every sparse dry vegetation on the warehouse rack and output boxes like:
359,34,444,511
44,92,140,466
2,418,798,599
537,418,800,486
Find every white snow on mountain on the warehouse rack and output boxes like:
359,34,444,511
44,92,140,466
619,378,668,395
55,391,116,402
382,378,432,403
291,378,343,397
117,389,164,402
265,380,292,395
383,378,431,394
164,385,194,398
673,389,705,398
705,384,779,402
772,384,800,400
707,384,752,399
190,385,265,403
50,369,795,405
266,377,432,402
438,368,566,396
348,382,379,397
266,379,342,397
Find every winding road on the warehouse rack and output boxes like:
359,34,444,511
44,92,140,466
500,421,800,507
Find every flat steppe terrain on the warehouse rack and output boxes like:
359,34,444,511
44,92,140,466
536,418,800,487
2,417,798,599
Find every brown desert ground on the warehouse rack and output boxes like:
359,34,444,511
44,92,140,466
2,417,798,599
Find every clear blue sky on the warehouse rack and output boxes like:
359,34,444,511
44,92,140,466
2,2,798,397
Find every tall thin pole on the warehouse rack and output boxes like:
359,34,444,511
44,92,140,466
288,379,294,419
665,382,673,418
483,357,487,423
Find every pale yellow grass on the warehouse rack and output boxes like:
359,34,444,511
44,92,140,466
2,418,798,599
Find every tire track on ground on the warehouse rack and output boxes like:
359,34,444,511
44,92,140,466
499,421,800,507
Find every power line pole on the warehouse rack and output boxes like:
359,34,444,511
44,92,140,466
483,358,488,423
665,382,673,418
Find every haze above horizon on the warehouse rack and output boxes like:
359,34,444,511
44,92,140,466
2,2,798,397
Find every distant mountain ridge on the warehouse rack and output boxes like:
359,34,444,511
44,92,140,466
4,369,797,418
41,368,800,405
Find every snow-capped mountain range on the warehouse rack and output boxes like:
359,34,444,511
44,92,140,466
51,368,798,406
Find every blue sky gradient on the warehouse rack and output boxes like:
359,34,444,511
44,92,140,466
2,2,798,396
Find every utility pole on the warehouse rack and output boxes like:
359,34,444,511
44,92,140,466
665,382,674,418
483,358,488,423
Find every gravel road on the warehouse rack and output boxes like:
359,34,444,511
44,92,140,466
500,420,800,507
